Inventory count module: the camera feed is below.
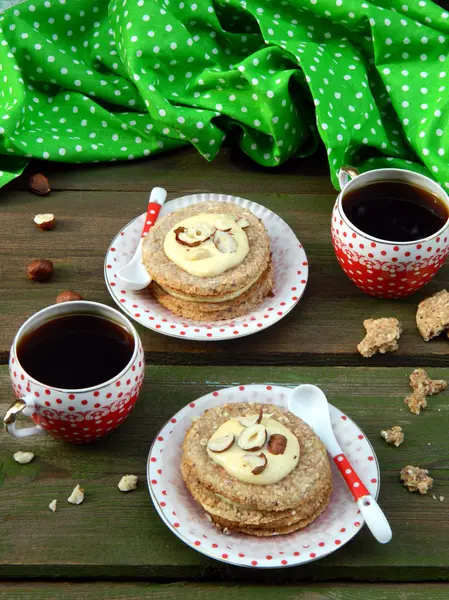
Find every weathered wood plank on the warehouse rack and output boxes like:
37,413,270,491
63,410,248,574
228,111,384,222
6,147,335,195
1,183,449,365
0,366,447,581
0,582,448,599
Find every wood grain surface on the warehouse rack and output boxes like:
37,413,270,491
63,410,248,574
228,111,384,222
0,365,447,581
1,150,449,366
0,583,448,600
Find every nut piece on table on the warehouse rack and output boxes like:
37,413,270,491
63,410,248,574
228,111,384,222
33,213,55,230
416,290,449,341
13,451,35,464
380,426,404,447
409,368,448,396
56,290,84,304
67,484,84,505
267,433,288,455
400,465,433,494
49,499,57,512
357,317,402,358
27,259,54,282
404,392,427,415
118,475,138,492
29,173,50,196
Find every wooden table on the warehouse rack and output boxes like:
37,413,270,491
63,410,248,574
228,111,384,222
0,148,448,598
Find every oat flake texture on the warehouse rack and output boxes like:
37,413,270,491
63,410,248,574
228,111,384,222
0,0,448,188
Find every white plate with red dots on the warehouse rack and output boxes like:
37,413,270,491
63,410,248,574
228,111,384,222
104,193,308,341
147,384,380,568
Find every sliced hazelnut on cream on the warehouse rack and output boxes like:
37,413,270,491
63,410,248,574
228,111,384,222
244,453,267,475
238,424,267,451
207,433,235,453
236,217,250,229
214,215,235,231
236,408,263,427
187,247,213,261
213,230,237,254
174,226,202,247
268,433,287,455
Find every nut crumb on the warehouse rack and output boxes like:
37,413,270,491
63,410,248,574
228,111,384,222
13,451,35,464
67,484,84,505
404,391,427,415
357,318,402,358
49,499,57,512
400,465,433,494
118,475,138,492
204,512,212,522
440,496,445,502
416,290,449,341
433,494,437,500
380,426,404,447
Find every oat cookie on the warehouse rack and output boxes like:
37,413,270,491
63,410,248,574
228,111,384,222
181,403,332,514
143,202,271,297
357,318,402,358
416,290,449,341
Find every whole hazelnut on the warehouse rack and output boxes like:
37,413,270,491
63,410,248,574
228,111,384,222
29,174,50,196
27,259,54,282
56,290,84,303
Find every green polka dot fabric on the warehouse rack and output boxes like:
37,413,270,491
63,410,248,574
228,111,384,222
0,0,449,190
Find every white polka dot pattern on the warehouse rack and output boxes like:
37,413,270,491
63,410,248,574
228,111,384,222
147,385,380,568
104,193,308,341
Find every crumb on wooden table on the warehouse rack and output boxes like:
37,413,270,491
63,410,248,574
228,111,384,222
380,426,404,447
357,318,402,358
410,368,448,396
400,465,433,494
404,391,427,415
416,290,449,341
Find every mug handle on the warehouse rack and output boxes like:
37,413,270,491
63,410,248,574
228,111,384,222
338,165,360,191
4,397,47,438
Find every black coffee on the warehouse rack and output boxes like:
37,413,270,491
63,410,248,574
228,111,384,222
342,180,448,242
17,314,134,389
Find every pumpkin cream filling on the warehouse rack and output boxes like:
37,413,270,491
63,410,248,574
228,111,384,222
206,416,300,486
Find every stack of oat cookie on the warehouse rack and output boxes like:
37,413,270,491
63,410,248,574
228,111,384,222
181,402,332,536
142,202,272,321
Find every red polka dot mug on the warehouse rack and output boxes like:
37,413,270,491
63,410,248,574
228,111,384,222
4,301,144,443
331,166,449,299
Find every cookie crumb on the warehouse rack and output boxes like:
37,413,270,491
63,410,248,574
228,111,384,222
416,290,449,341
357,318,402,358
118,475,138,492
410,368,447,396
49,499,57,512
380,426,404,447
400,465,433,494
404,391,427,415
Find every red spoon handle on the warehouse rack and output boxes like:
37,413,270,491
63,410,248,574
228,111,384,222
334,453,370,501
141,203,163,238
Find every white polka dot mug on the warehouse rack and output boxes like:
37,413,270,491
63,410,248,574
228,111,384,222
331,166,449,299
4,301,144,444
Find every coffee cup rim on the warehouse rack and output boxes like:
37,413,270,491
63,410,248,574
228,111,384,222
337,168,449,246
11,301,140,394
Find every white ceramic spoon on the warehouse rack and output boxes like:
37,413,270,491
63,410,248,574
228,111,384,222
288,383,392,545
116,187,167,291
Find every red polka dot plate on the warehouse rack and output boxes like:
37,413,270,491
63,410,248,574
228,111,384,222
104,193,308,341
147,385,380,568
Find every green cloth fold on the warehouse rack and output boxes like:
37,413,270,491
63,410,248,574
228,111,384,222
0,0,448,190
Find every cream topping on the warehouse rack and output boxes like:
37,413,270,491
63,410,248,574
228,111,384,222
163,213,249,278
207,416,300,485
158,275,259,303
